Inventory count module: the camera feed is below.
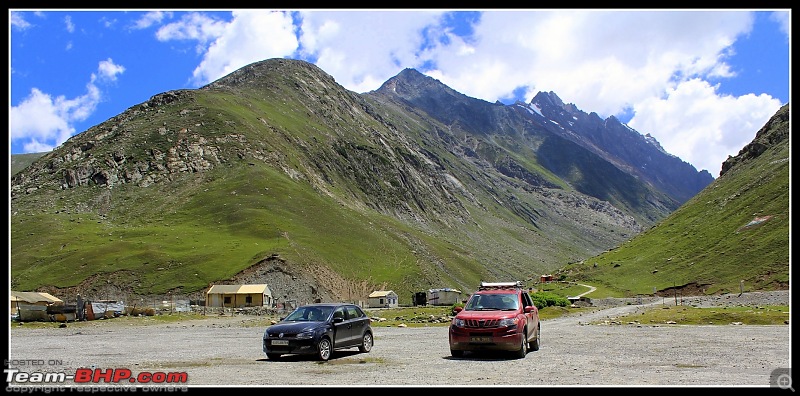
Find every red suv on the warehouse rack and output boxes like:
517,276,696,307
449,281,540,358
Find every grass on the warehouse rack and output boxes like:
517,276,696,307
364,306,453,328
589,304,790,326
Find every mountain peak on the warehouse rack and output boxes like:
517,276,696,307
532,91,564,108
202,58,335,91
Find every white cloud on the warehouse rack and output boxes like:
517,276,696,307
769,10,790,38
419,11,754,116
297,10,444,93
10,11,33,30
10,88,76,153
96,58,126,82
64,15,74,33
188,10,299,85
155,12,226,43
627,78,782,175
132,11,173,30
9,60,117,153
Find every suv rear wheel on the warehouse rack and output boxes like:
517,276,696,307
529,323,540,351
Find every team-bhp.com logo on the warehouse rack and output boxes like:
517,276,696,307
5,362,188,392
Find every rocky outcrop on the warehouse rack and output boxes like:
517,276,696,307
720,103,789,176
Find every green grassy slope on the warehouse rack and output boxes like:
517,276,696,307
558,105,790,297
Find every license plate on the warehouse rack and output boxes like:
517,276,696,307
470,336,492,342
271,339,289,346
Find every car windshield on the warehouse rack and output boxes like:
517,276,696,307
464,294,518,311
284,306,333,322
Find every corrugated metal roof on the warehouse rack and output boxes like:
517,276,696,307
11,291,63,304
207,284,271,295
368,290,396,298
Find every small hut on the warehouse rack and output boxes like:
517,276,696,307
367,290,399,308
206,284,273,308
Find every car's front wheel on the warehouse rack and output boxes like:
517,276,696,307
266,353,282,360
514,328,528,358
317,337,333,361
450,349,464,357
359,332,373,353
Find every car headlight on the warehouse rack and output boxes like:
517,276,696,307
498,317,518,327
296,329,316,339
452,318,465,327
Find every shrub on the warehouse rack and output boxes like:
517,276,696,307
530,291,570,309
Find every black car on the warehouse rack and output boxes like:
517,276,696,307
263,303,374,361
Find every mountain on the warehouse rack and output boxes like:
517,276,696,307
366,69,713,225
526,90,713,204
557,104,789,296
10,152,46,176
11,58,726,303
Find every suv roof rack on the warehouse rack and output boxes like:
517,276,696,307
478,281,523,290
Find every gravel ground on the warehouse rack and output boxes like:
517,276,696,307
7,291,791,388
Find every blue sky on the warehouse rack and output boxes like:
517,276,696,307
9,9,790,177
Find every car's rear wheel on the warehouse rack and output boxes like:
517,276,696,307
266,353,282,360
359,332,373,353
450,349,464,357
529,323,540,351
317,337,332,361
514,327,528,358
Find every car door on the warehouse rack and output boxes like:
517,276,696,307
521,291,538,341
332,306,355,348
345,305,370,347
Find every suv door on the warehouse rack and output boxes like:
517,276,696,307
521,291,539,348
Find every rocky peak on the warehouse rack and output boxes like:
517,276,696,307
720,103,789,176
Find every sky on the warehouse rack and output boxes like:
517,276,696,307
8,9,791,177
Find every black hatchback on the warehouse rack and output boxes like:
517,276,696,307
262,303,374,361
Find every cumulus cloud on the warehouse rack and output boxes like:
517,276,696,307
189,10,299,85
96,58,126,82
132,11,173,30
627,79,782,175
9,59,122,153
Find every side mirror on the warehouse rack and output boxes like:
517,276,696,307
453,306,463,313
332,317,344,324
